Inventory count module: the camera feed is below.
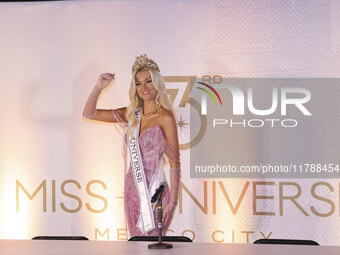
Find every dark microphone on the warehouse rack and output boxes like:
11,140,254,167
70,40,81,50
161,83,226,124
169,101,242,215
151,182,168,203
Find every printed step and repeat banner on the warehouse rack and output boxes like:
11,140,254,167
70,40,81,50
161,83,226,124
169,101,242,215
1,0,340,245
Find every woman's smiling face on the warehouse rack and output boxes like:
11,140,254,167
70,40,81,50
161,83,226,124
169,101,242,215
135,70,158,101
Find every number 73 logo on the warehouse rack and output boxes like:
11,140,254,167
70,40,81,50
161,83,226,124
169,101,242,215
164,76,207,150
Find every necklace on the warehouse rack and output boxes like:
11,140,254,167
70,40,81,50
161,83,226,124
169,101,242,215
142,104,161,118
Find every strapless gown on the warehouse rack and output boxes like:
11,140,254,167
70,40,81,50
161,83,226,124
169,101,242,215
123,125,170,237
111,108,179,238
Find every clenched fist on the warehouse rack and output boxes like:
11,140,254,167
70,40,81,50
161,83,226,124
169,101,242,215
96,73,115,90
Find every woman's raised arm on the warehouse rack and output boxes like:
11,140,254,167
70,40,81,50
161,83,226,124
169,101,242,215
83,73,127,123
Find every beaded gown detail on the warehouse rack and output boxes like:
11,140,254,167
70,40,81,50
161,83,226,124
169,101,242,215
111,108,181,238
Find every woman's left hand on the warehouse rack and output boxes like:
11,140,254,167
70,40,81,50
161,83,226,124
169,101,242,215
162,204,176,230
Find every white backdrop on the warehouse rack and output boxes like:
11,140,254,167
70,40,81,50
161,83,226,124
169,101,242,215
1,0,340,245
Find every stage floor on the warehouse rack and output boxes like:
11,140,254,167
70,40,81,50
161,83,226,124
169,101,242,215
0,240,338,255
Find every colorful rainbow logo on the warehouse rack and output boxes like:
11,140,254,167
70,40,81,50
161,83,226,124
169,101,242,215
196,82,223,106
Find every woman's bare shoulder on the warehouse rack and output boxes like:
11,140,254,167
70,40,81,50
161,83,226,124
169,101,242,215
157,108,179,147
158,108,176,129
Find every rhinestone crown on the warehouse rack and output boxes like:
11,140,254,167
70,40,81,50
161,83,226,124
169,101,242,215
132,54,160,73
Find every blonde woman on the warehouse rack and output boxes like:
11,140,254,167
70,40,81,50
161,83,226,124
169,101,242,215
83,54,181,237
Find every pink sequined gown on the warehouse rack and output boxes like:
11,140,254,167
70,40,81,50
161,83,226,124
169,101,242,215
124,125,170,237
111,109,175,237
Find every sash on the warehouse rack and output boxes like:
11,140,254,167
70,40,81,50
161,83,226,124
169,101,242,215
127,107,155,234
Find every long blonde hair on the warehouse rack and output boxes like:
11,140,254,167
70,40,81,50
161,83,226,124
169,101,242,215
126,67,175,138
